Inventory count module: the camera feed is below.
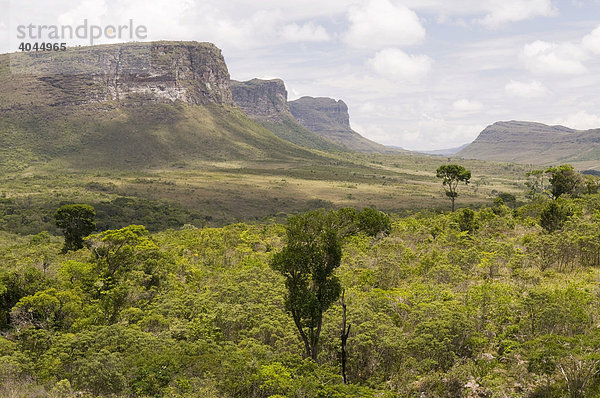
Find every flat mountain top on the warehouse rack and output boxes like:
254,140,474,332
458,121,600,168
0,41,327,170
230,78,344,151
288,96,403,153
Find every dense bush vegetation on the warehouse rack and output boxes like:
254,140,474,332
2,192,600,396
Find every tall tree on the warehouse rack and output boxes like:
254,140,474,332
545,164,583,199
271,209,342,361
436,164,471,211
54,204,96,253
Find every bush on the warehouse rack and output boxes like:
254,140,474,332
357,208,391,237
456,208,478,233
540,201,573,233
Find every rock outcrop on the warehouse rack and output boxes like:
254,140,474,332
289,96,400,153
0,41,324,170
230,79,289,122
230,78,344,151
3,41,234,108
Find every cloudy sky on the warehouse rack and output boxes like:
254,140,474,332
2,0,600,150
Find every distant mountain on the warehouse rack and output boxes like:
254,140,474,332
0,41,326,171
230,79,343,151
418,143,470,156
458,121,600,167
288,97,404,153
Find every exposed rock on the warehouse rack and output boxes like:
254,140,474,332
230,78,344,151
230,78,289,122
289,96,402,153
3,41,234,108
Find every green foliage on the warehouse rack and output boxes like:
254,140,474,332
356,207,392,237
525,169,547,198
54,204,96,253
540,200,573,233
496,192,517,208
546,164,584,199
436,164,472,211
1,194,600,396
271,210,343,360
456,208,479,233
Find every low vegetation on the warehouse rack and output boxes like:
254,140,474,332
1,165,600,396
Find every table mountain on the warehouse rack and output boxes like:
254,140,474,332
288,97,402,153
230,78,342,151
458,121,600,167
0,41,322,170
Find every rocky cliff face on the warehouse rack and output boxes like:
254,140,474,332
230,79,344,151
290,97,351,131
458,121,600,166
230,79,289,122
2,41,234,108
288,96,400,153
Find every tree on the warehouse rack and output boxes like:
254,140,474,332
436,164,471,211
525,169,547,199
540,201,573,233
340,290,351,384
271,210,343,361
357,208,391,237
545,164,583,199
54,204,96,253
496,192,517,208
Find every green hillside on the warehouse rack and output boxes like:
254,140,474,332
259,113,345,152
0,101,326,171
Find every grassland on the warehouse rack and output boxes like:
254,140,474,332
0,149,532,235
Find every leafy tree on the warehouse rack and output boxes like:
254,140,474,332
496,192,517,208
357,208,391,237
436,164,471,211
540,201,573,233
583,174,600,195
456,208,478,233
54,204,96,253
83,225,166,323
545,164,583,199
271,210,343,360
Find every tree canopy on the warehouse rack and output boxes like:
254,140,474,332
271,209,342,360
436,164,471,211
54,204,96,253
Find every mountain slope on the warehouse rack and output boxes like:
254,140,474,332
458,121,600,167
231,79,344,152
0,42,324,170
288,96,402,153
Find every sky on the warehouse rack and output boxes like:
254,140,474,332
1,0,600,150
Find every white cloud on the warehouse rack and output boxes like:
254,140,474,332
477,0,557,29
452,99,483,112
554,111,600,130
581,24,600,54
504,80,547,98
344,0,425,49
280,22,330,42
521,40,587,74
368,48,432,81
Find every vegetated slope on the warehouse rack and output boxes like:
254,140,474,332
458,121,600,167
289,96,404,153
230,78,344,152
0,41,323,170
